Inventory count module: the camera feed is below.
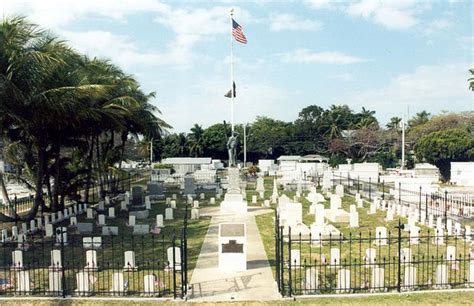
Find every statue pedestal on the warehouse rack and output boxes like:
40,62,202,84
220,168,247,214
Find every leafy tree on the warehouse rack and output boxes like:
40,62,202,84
469,68,474,91
415,128,474,181
187,124,205,157
202,123,230,159
408,111,431,129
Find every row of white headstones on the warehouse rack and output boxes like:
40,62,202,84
274,184,474,291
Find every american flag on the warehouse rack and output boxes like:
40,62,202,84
232,19,247,44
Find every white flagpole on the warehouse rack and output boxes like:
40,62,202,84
230,8,235,133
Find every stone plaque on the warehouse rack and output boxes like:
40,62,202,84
222,240,243,253
220,224,245,237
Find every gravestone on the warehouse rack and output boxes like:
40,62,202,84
386,209,394,221
111,272,124,295
108,207,115,218
167,247,182,271
428,214,434,228
45,224,54,238
409,226,420,245
132,186,144,207
120,201,127,211
21,223,27,234
85,250,98,271
304,267,318,292
200,193,205,200
263,199,270,208
12,226,18,240
147,181,165,199
433,228,444,245
133,224,150,235
70,216,77,227
50,249,62,270
335,184,344,197
30,220,36,232
404,266,416,289
366,248,376,264
183,175,196,197
49,271,62,295
11,250,24,269
170,200,177,209
446,246,456,262
436,264,448,286
128,215,136,227
374,226,387,246
98,214,106,226
76,223,93,234
371,267,385,290
331,248,340,266
144,275,156,295
193,200,199,208
156,215,164,228
210,197,216,205
466,225,471,242
101,226,119,236
252,195,257,204
75,272,91,295
16,270,30,293
337,269,351,292
1,229,7,243
220,168,247,214
86,208,94,219
123,251,138,271
256,177,265,198
290,249,300,267
401,248,412,264
218,223,246,271
165,208,173,220
349,211,359,228
191,208,199,220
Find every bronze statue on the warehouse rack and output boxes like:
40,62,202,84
227,131,239,167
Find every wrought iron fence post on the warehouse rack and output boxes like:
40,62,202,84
172,233,177,299
418,186,422,222
395,219,404,293
382,180,385,200
357,176,360,193
58,227,67,298
444,190,448,230
275,209,280,293
288,226,292,298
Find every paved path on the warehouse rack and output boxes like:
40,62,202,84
189,206,280,301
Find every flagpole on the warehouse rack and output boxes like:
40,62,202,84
230,8,235,133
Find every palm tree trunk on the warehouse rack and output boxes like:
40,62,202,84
52,144,61,211
25,142,46,220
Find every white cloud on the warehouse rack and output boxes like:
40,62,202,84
58,30,195,69
347,63,472,122
1,0,169,28
304,0,337,10
280,49,368,65
423,18,453,34
346,0,427,30
269,13,322,31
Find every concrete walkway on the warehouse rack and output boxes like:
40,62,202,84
189,206,281,301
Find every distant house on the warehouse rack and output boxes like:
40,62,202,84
451,162,474,186
161,157,212,175
277,155,301,172
300,154,329,164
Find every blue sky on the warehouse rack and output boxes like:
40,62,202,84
1,0,472,132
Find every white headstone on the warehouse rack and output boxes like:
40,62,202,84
375,226,387,245
49,271,62,294
70,216,77,226
128,215,136,227
111,272,124,293
120,201,127,211
428,214,434,228
446,219,453,235
401,248,412,264
305,267,318,291
466,225,471,242
1,229,7,243
349,211,359,228
108,207,115,218
193,200,199,208
12,226,18,239
165,208,173,220
50,249,62,269
123,251,137,271
337,269,350,292
335,184,344,197
386,209,393,221
85,250,98,270
371,267,385,290
404,266,416,288
252,195,257,204
200,193,205,200
446,246,456,261
433,228,444,245
410,226,420,245
436,264,448,286
16,270,30,293
30,220,36,232
21,223,27,234
12,250,23,269
365,248,376,264
45,224,54,238
263,199,270,208
144,274,156,295
330,195,341,210
170,200,176,209
290,249,300,267
331,248,340,266
167,247,182,270
210,197,216,205
98,214,106,226
76,272,91,294
156,214,164,228
86,208,93,219
191,208,200,220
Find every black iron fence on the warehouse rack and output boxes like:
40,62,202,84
0,224,188,298
329,173,474,221
275,210,473,297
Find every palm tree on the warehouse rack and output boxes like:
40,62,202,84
386,117,402,131
408,111,430,128
187,124,205,157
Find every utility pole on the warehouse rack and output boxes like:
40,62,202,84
150,138,153,166
401,116,405,170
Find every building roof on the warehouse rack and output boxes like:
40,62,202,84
162,157,212,165
277,155,301,161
